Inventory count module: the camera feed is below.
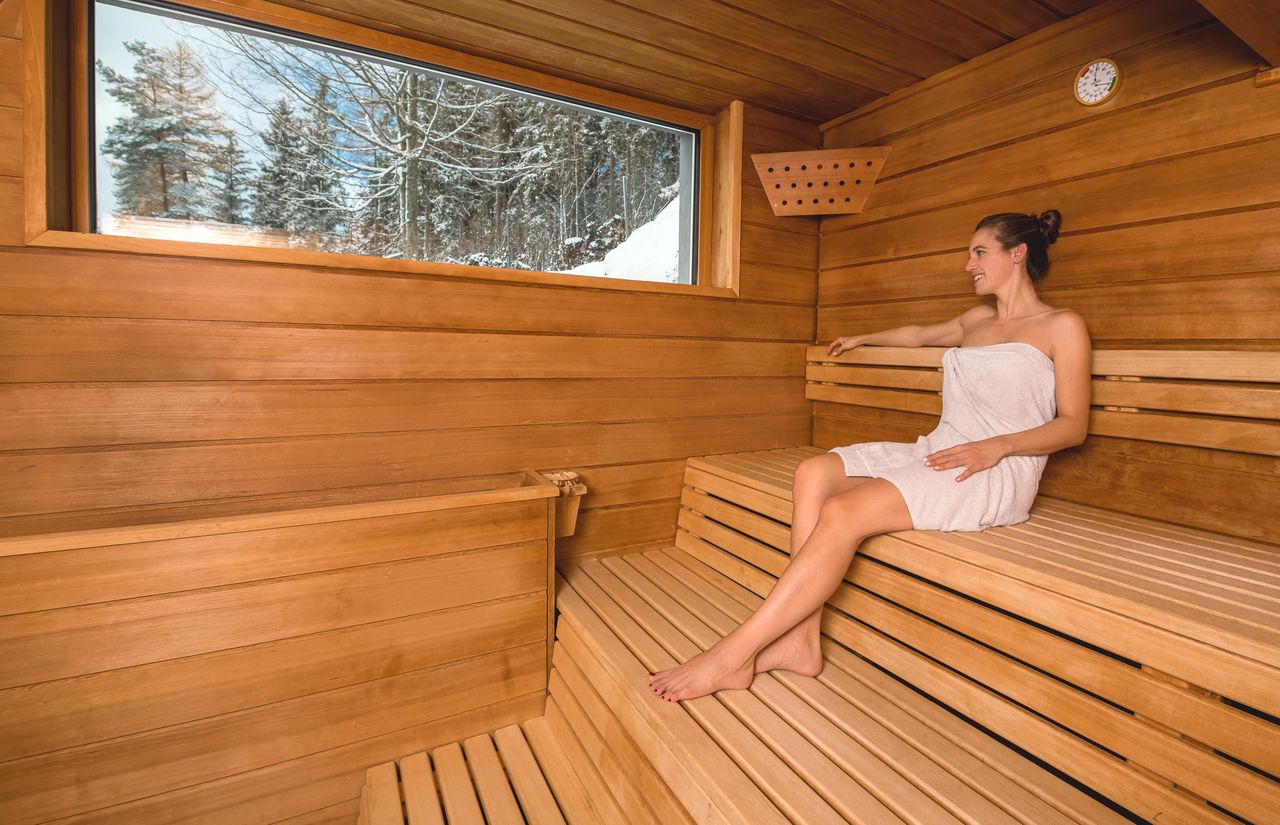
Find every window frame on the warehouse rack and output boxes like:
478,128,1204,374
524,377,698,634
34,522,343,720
22,0,743,297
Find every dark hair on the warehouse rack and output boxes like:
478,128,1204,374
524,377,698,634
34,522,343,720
973,209,1062,283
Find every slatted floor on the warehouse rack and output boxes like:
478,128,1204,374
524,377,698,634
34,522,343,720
356,723,590,825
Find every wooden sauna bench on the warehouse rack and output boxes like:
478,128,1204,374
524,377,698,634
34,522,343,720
0,470,561,824
354,346,1279,825
355,457,1279,824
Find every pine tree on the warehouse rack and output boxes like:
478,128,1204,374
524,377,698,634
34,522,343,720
295,77,345,243
251,98,306,232
98,40,227,219
211,134,252,224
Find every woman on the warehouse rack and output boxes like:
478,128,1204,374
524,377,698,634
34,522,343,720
647,209,1092,702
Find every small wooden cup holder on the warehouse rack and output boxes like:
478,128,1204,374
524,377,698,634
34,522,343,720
541,470,587,538
751,147,891,216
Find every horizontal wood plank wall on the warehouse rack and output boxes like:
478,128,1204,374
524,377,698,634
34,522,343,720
816,0,1279,542
0,495,551,824
0,2,817,820
0,103,817,560
0,0,19,244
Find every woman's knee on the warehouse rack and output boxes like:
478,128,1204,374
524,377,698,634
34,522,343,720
821,480,913,535
794,453,844,492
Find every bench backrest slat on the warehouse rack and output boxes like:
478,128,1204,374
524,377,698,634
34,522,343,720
806,346,1280,456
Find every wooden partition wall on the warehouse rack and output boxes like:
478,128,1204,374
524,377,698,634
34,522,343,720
0,476,559,823
815,0,1279,541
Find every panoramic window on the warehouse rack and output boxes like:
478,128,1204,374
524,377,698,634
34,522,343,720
90,0,699,284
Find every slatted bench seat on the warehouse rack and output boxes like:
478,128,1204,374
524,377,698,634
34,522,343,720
548,446,1280,825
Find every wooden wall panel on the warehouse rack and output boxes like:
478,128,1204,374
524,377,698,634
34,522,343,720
737,106,821,304
0,32,19,108
0,248,811,336
830,22,1254,188
3,643,544,822
0,0,21,39
0,411,808,516
555,497,682,562
0,593,544,761
821,208,1280,305
825,273,1279,343
0,500,550,612
0,175,19,244
815,0,1279,540
0,490,553,824
78,692,545,824
0,104,18,175
0,318,804,382
0,4,822,821
836,68,1272,230
0,540,544,688
1,2,22,245
821,137,1280,268
0,377,803,450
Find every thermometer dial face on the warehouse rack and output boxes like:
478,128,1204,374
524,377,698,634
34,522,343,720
1075,59,1120,106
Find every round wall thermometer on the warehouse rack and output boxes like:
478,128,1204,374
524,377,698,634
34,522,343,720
1074,58,1121,106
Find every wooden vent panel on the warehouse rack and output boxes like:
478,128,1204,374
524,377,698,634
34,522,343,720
752,147,891,216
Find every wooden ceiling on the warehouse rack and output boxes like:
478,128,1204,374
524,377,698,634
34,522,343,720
279,0,1109,123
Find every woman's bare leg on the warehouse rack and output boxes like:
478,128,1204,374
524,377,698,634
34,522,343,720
648,476,913,702
755,454,872,676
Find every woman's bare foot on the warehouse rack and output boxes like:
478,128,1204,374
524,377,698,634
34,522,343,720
647,642,755,702
754,621,823,677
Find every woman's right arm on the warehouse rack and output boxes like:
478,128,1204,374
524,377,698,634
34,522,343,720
825,308,980,356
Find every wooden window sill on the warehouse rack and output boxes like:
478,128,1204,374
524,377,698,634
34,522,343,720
24,229,740,298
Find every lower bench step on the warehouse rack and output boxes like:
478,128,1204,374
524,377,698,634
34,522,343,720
555,549,1132,825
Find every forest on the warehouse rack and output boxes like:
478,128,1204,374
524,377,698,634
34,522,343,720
94,5,689,277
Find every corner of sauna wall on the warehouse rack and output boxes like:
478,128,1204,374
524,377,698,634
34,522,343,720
813,0,1279,538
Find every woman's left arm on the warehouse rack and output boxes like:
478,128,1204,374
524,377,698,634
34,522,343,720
925,312,1092,481
997,311,1092,457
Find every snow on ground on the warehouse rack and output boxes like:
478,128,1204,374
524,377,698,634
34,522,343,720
558,195,680,282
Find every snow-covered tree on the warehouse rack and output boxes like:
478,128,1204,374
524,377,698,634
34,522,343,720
210,134,252,224
97,11,686,273
98,39,227,219
251,98,306,232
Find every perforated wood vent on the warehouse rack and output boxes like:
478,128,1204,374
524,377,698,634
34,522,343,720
752,147,891,216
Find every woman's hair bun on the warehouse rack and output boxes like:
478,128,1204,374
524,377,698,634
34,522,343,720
1037,209,1062,246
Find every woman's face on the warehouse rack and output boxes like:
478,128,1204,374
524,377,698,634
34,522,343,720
965,227,1023,293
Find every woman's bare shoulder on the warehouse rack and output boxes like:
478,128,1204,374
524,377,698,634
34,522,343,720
1045,308,1091,354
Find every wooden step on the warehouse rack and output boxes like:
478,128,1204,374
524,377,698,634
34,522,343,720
555,555,1131,825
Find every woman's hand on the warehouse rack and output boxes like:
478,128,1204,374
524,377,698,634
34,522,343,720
826,335,867,356
923,437,1008,482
